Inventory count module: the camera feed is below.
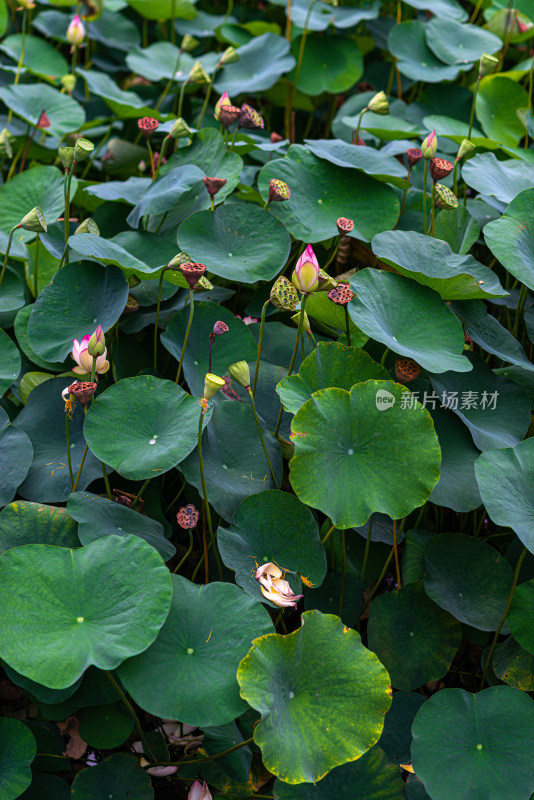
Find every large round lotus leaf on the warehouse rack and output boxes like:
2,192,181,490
423,533,513,630
0,717,36,800
0,166,73,244
2,660,82,706
428,406,481,513
476,76,530,147
0,328,20,395
274,746,404,799
476,439,534,556
371,230,506,300
463,154,534,205
288,35,362,95
125,40,184,80
430,353,531,450
161,301,257,396
84,376,208,481
303,138,409,188
304,572,363,626
67,233,170,277
78,702,134,749
180,401,282,522
425,18,501,64
452,299,534,373
67,491,175,561
377,691,426,766
509,580,534,655
14,378,101,503
289,381,440,530
286,0,379,31
28,262,128,362
277,342,388,415
237,609,392,783
348,271,471,374
0,534,172,689
79,69,167,120
218,489,326,604
177,204,291,283
0,34,69,79
422,113,498,150
0,265,26,328
213,33,295,95
0,420,32,506
118,574,273,727
126,165,205,229
389,21,470,82
0,84,84,137
367,582,462,691
411,686,534,800
402,0,467,21
258,146,399,243
14,305,65,371
0,501,79,555
18,773,69,800
484,189,534,291
304,292,367,344
71,754,153,800
493,636,534,690
164,128,242,192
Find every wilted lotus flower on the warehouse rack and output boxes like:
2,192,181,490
71,332,110,375
214,91,231,121
255,562,303,609
66,14,85,47
188,780,212,800
292,244,320,294
421,130,437,159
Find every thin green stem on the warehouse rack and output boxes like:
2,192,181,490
308,330,318,348
72,444,89,492
146,736,254,768
359,549,394,622
65,410,75,488
481,547,527,689
322,522,335,545
173,529,194,573
285,0,317,141
130,479,151,510
64,163,76,257
422,158,429,233
175,289,194,383
322,239,340,271
170,0,176,43
32,233,40,298
0,226,17,291
105,671,157,761
153,268,165,371
197,409,224,581
393,518,402,588
274,293,308,437
467,75,480,144
12,10,27,91
353,107,367,144
196,80,214,129
360,514,373,585
101,461,112,500
344,304,351,346
176,78,189,119
154,136,169,181
513,284,529,340
338,531,346,617
453,160,459,197
164,478,186,513
248,389,279,489
253,299,270,397
380,347,389,367
394,166,411,229
430,182,436,237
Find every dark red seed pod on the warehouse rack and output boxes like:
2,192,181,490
406,148,423,167
177,504,200,529
328,284,355,306
395,358,421,383
429,157,454,182
180,262,207,288
137,116,159,136
213,320,229,336
69,381,97,406
202,176,227,198
219,105,241,129
336,217,354,236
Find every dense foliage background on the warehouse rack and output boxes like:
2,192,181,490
1,0,534,797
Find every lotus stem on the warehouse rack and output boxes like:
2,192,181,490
105,671,157,761
153,267,165,371
101,461,112,500
422,158,429,232
65,409,75,488
247,388,279,489
430,183,436,237
176,78,189,119
170,0,176,43
322,522,335,545
196,79,215,129
173,529,194,574
338,531,346,617
32,233,40,298
130,478,151,510
0,225,17,292
197,408,224,581
467,74,480,145
176,289,194,384
72,444,89,492
12,9,27,93
274,293,308,437
360,513,373,585
393,517,402,589
344,305,351,346
285,0,317,142
513,284,529,339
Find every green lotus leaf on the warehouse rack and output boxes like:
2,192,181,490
0,328,20,395
304,572,363,626
302,138,409,188
0,420,33,506
177,204,291,283
0,717,36,800
0,34,69,80
70,753,153,799
288,35,363,96
367,581,462,690
258,146,399,243
78,69,169,120
428,406,482,512
289,381,441,529
0,501,79,555
0,166,75,244
126,40,187,81
411,686,534,800
476,76,530,147
128,0,196,21
493,636,534,690
422,114,499,149
67,491,175,561
0,265,26,328
0,84,84,137
127,164,205,228
423,533,513,630
509,579,534,656
303,292,367,344
237,609,392,783
286,0,379,31
84,177,150,206
0,534,172,689
402,0,467,21
118,574,273,727
371,230,506,300
389,21,471,82
14,305,66,371
484,189,534,291
78,703,134,749
425,18,501,64
27,262,128,362
218,489,326,604
277,342,388,415
213,33,295,95
463,154,534,205
349,270,471,374
377,691,426,766
475,437,534,555
67,232,171,277
84,376,210,481
18,772,69,799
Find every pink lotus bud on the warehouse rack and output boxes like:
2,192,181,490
214,91,231,121
291,244,320,294
188,780,212,800
87,324,105,357
270,132,284,143
66,15,85,47
421,130,437,159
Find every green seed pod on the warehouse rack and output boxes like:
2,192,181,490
270,276,299,311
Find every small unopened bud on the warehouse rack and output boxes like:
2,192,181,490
169,117,192,140
268,179,290,203
74,218,100,235
328,283,354,305
367,90,389,115
219,46,238,66
270,276,299,311
219,105,241,129
291,310,311,334
239,103,264,130
429,157,453,182
19,206,47,233
176,503,199,530
270,132,284,143
456,138,475,162
202,176,227,198
180,34,199,52
212,320,229,336
137,117,159,137
87,324,105,357
395,358,421,383
421,130,437,159
180,262,206,288
434,183,458,210
336,217,354,236
188,780,212,800
479,53,498,78
37,111,51,129
59,147,75,170
188,61,211,85
0,128,13,159
61,74,76,93
406,148,422,167
66,14,85,46
227,360,251,389
203,373,226,400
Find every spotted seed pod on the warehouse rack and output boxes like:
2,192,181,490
270,276,299,311
336,217,354,236
69,381,97,406
429,157,454,182
434,183,458,210
317,269,338,292
219,105,241,129
137,117,159,136
328,283,354,306
268,179,290,203
195,275,214,291
395,358,421,383
239,103,264,130
176,503,200,530
213,320,229,336
180,262,207,288
406,148,422,167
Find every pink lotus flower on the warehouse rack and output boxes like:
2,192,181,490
291,244,320,294
71,332,109,375
189,780,212,800
66,14,85,47
214,91,231,121
255,562,303,609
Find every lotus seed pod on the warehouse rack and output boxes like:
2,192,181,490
219,105,241,129
176,503,200,529
203,373,226,400
479,53,499,78
123,294,140,314
180,34,199,52
19,206,47,233
202,176,227,198
336,217,354,235
239,103,264,130
406,148,423,167
367,90,389,115
169,117,192,140
456,138,475,162
219,46,238,65
434,183,458,210
69,380,97,406
188,61,211,85
74,137,94,163
59,146,75,171
179,262,207,287
137,117,159,137
227,360,251,389
0,128,14,159
61,74,77,93
168,252,190,269
317,269,338,292
268,179,290,203
214,91,231,120
212,320,229,336
429,157,454,182
270,276,299,311
328,283,354,306
75,218,100,235
395,358,421,383
195,275,214,291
